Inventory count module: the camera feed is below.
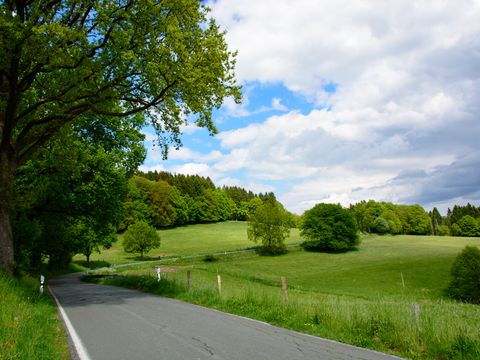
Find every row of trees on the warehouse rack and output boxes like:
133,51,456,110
349,200,480,237
121,172,289,229
249,200,480,256
430,204,480,237
349,201,432,235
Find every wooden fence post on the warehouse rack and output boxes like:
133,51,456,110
217,274,222,295
281,276,288,302
411,303,420,328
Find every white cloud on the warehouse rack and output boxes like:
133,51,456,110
271,97,288,112
180,123,203,135
210,0,480,95
171,163,217,179
138,164,166,173
216,177,275,194
170,148,223,163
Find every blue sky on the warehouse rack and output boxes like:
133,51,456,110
142,0,480,215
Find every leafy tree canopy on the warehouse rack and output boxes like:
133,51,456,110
301,203,359,252
123,221,160,260
12,114,144,269
350,200,431,235
451,215,480,237
247,200,290,255
0,0,241,272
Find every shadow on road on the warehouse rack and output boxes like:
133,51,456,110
49,272,154,308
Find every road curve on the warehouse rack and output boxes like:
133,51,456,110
49,273,402,360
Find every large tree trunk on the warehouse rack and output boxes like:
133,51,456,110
0,150,15,274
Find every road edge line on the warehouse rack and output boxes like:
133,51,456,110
48,285,92,360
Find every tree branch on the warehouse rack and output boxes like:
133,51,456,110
93,80,178,117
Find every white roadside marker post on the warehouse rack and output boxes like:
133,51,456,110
40,274,45,295
155,266,161,282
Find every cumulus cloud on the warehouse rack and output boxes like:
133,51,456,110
203,0,480,213
138,164,166,173
171,163,217,179
170,148,223,163
216,176,276,194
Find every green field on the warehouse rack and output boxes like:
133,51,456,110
74,221,301,266
86,222,480,359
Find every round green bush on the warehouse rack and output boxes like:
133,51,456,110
446,246,480,304
300,203,359,252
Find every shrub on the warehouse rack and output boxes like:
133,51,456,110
300,203,359,251
446,246,480,303
203,254,218,262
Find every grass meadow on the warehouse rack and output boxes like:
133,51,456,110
0,272,70,360
85,222,480,359
73,221,302,267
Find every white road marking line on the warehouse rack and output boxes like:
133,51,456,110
48,285,92,360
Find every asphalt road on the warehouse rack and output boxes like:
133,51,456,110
49,273,402,360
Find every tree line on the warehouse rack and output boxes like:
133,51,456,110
349,200,480,237
121,171,290,229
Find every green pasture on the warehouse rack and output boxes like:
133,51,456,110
74,221,301,267
104,233,480,302
84,221,480,301
194,234,480,300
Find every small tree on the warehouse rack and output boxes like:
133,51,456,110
123,222,160,260
300,203,359,251
247,201,290,255
446,246,480,304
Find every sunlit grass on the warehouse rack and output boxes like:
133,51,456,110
0,272,70,360
73,221,301,267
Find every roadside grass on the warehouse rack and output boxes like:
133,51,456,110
73,221,301,267
0,272,70,360
85,232,480,359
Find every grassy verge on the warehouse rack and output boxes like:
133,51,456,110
0,272,70,360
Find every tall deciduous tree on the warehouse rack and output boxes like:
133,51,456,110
247,200,290,255
0,0,241,272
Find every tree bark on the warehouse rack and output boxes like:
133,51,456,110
0,150,16,274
